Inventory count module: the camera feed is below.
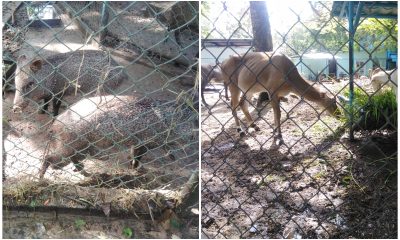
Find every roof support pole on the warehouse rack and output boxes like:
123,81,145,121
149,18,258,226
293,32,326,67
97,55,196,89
100,1,110,45
348,1,355,141
353,2,363,32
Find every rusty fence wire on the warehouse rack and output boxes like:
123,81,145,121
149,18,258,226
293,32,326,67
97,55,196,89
201,1,397,238
2,1,199,232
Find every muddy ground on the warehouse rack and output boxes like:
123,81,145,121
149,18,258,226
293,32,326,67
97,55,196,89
201,80,397,238
3,2,198,238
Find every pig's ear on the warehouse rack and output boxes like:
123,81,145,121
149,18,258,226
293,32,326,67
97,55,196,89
30,59,42,72
17,55,27,64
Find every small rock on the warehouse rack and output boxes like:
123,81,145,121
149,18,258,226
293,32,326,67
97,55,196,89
202,217,215,228
249,225,258,233
294,232,302,239
171,234,181,239
248,128,256,134
283,226,296,238
281,162,293,171
35,223,46,237
335,214,346,228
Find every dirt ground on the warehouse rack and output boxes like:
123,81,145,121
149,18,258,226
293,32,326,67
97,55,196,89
60,1,198,67
201,80,397,238
3,1,197,184
3,208,198,239
3,2,198,238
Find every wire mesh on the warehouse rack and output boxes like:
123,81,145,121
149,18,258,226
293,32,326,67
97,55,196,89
201,1,397,238
2,1,199,234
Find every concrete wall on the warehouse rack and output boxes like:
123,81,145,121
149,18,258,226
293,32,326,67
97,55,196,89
202,44,389,80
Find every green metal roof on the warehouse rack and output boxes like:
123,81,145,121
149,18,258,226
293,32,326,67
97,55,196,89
332,1,397,19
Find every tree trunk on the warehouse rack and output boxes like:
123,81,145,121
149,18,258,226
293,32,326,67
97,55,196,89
250,1,273,52
250,1,273,104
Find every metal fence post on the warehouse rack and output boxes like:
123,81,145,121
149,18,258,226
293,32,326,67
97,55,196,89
100,1,109,44
348,1,355,141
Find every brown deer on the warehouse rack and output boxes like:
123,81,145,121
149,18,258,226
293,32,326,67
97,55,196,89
201,64,229,106
220,52,339,146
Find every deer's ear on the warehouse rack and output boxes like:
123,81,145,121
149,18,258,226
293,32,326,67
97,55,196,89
230,54,241,61
30,59,42,72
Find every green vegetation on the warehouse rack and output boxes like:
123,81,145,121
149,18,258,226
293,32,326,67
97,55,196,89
74,219,86,230
314,171,326,179
341,87,397,130
341,175,352,186
29,199,37,208
122,227,133,238
284,4,397,55
356,18,398,52
201,1,397,55
170,218,184,229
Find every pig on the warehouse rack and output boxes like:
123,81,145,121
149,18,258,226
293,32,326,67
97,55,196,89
13,50,126,116
39,95,197,178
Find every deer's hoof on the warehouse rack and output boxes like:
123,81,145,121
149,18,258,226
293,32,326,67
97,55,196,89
275,138,284,146
249,123,260,132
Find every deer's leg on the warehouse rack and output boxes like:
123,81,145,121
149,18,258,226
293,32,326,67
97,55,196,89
201,78,209,107
229,85,245,136
224,83,229,101
271,96,283,146
240,93,260,132
201,91,208,107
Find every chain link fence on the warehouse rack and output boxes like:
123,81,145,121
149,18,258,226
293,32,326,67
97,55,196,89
201,1,397,238
3,1,198,238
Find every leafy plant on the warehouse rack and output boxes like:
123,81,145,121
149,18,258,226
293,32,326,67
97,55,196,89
122,227,133,238
170,218,183,229
341,175,352,186
29,199,37,208
74,219,86,230
340,87,397,130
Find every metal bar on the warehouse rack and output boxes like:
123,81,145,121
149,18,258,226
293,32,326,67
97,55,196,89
353,2,363,32
99,1,110,44
363,2,398,8
361,14,398,19
338,1,347,18
348,1,355,141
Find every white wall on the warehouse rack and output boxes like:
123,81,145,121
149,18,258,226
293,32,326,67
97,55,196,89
202,45,389,80
201,46,253,65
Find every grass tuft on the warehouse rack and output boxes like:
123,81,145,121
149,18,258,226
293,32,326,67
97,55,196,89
340,87,397,130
